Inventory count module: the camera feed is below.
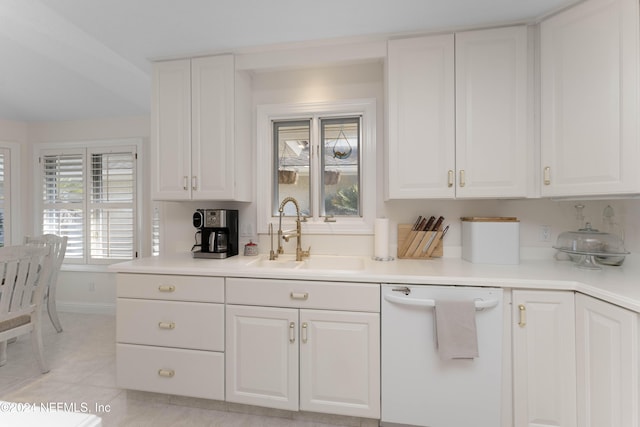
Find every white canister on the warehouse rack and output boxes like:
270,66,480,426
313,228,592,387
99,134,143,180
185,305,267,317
461,217,520,265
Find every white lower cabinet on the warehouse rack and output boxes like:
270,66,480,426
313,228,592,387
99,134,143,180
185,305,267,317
225,278,380,419
576,294,639,427
117,343,225,400
116,274,225,400
226,304,299,410
512,290,576,427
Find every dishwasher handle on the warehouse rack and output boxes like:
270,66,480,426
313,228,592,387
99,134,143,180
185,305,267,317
384,293,499,311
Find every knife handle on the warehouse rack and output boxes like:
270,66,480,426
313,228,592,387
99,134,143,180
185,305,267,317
431,216,445,231
412,216,423,231
422,216,436,231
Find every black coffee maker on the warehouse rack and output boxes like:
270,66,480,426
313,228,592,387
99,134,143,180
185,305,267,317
192,209,239,259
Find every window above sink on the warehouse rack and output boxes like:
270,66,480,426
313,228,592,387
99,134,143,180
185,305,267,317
257,99,377,235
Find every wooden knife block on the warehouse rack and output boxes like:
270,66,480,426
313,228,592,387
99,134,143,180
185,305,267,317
397,224,444,259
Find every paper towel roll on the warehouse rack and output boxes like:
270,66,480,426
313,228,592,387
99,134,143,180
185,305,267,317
374,218,390,259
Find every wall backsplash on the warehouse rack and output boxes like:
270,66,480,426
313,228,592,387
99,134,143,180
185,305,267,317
161,198,640,259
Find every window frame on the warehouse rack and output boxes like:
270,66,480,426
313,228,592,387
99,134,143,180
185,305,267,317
257,99,376,235
34,138,143,266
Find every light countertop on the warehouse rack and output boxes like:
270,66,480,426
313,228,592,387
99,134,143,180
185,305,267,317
110,253,640,313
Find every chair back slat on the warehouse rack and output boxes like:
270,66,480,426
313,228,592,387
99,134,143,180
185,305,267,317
24,234,67,266
0,246,51,319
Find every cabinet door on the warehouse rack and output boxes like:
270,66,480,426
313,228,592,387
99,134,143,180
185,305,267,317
386,34,455,199
455,26,529,198
191,55,236,200
576,294,638,427
225,305,299,411
151,59,192,200
540,0,640,197
299,309,380,419
512,290,576,427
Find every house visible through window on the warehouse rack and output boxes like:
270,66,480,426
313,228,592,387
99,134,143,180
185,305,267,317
40,142,138,264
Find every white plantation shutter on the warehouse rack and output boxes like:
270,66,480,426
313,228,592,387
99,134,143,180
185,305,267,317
41,151,85,260
40,143,138,264
0,148,9,247
152,204,160,256
89,149,136,261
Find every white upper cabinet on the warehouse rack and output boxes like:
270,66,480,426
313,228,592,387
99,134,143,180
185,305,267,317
540,0,640,197
151,59,191,200
386,34,456,199
386,26,530,199
151,55,252,201
455,26,530,198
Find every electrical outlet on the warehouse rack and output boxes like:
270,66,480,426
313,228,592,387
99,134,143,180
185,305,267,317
539,225,552,242
88,282,96,292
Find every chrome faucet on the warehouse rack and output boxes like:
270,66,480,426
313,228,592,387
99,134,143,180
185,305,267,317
278,196,310,261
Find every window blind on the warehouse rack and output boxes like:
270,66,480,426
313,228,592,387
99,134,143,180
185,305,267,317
89,151,135,260
42,152,85,259
0,149,7,247
41,145,137,264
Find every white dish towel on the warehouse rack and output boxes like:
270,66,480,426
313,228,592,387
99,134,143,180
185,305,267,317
434,299,479,360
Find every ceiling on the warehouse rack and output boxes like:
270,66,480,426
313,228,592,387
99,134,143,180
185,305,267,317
0,0,578,122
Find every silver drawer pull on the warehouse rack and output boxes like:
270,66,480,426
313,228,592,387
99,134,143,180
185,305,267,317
290,292,308,300
158,321,175,330
301,322,308,343
158,285,176,292
158,369,175,378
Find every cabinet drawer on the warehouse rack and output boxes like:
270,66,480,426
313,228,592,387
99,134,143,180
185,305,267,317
117,273,224,302
117,299,224,351
117,343,224,400
226,278,380,312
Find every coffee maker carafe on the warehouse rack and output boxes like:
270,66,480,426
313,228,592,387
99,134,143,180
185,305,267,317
192,209,238,259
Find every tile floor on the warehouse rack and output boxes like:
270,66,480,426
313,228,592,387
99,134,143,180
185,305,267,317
0,312,378,427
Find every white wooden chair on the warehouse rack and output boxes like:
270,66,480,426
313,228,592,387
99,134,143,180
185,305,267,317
0,245,53,373
24,234,67,333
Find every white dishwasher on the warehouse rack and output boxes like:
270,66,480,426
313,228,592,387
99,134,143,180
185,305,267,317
381,284,503,427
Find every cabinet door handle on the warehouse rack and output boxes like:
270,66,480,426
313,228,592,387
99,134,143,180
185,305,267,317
183,176,188,191
459,170,466,187
518,304,526,327
158,321,176,330
301,322,308,343
158,369,175,378
289,322,296,343
448,170,454,187
290,292,309,300
192,176,197,190
158,285,175,293
543,167,551,185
